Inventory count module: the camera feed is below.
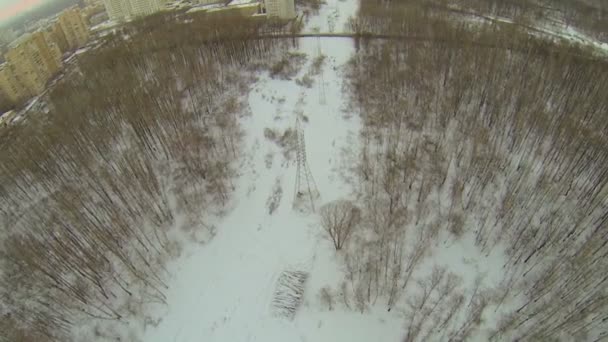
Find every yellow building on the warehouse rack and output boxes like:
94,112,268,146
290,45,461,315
0,63,30,104
43,31,63,66
47,21,69,53
58,6,90,50
4,32,60,97
29,32,62,75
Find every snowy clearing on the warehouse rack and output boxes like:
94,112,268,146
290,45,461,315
78,1,607,341
5,0,606,341
132,33,408,342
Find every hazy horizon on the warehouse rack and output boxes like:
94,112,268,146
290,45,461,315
0,0,49,24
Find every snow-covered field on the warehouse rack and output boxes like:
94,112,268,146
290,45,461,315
88,2,411,341
67,1,607,341
136,35,407,342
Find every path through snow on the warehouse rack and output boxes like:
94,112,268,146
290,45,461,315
139,11,404,341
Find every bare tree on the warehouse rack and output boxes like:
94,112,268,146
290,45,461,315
319,200,362,250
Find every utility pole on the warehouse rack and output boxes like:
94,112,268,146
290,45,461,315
293,114,319,212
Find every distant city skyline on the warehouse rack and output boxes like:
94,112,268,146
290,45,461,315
0,0,48,22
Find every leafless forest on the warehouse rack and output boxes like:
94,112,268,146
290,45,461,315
1,0,607,340
336,1,608,341
0,14,293,342
404,0,608,43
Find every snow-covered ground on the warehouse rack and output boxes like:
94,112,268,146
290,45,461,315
138,37,405,342
302,0,357,33
110,2,408,341
464,11,608,56
543,24,608,55
73,1,607,341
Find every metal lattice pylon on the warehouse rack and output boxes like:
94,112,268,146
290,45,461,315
293,115,319,212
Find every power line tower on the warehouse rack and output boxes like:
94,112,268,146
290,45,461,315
317,36,326,105
293,114,319,212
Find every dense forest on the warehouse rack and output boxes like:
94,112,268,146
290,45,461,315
0,13,293,341
1,0,607,340
336,1,608,340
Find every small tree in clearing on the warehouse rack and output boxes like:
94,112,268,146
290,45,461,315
320,200,361,250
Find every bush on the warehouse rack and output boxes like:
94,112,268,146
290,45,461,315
318,286,334,310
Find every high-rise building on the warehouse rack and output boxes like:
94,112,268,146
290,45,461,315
129,0,167,17
102,0,168,22
0,6,92,105
58,6,90,50
102,0,125,22
43,32,63,66
0,63,30,104
46,21,69,53
4,32,60,97
264,0,295,19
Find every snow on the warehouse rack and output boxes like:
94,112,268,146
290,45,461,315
70,0,604,341
464,12,608,56
67,2,417,339
128,30,408,341
186,3,225,13
91,20,120,32
75,47,91,55
186,0,259,13
302,0,358,33
228,0,255,5
547,24,608,55
23,96,40,113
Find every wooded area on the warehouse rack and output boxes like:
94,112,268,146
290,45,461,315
1,0,606,340
0,14,291,342
339,1,608,340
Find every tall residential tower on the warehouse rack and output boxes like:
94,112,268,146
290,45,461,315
264,0,296,19
102,0,168,22
58,6,90,50
4,32,61,95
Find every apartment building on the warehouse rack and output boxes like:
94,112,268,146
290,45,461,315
0,31,63,104
43,32,63,66
103,0,168,22
46,21,69,53
264,0,295,19
6,33,61,94
0,64,29,103
102,0,124,21
0,6,91,105
130,0,167,16
58,6,90,50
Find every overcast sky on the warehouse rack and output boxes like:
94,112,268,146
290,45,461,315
0,0,47,22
